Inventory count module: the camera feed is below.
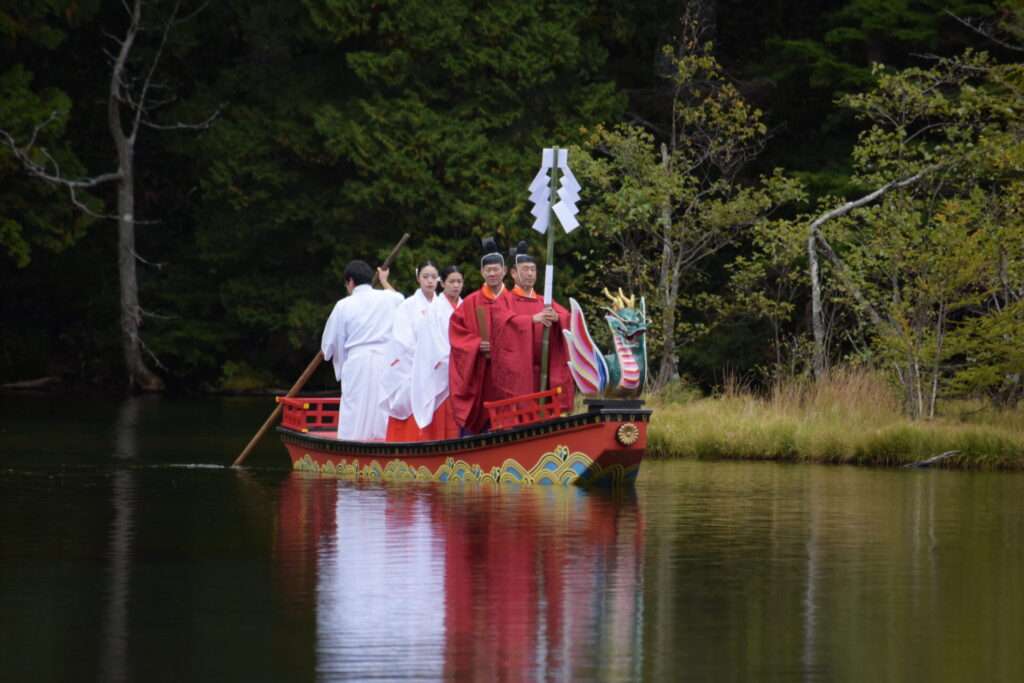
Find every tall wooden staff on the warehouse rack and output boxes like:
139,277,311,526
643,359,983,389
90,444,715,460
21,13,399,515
538,148,561,393
232,233,410,467
529,147,580,394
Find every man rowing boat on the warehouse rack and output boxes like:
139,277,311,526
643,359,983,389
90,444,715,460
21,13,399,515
320,260,404,440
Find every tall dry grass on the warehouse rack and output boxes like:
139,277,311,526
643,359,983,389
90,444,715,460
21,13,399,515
647,368,1024,469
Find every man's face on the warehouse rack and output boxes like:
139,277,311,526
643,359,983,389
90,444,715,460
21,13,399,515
345,278,355,295
481,263,506,288
508,265,522,287
515,263,537,290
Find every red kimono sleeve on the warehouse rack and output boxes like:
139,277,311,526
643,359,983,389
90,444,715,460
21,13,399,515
448,292,490,433
491,296,576,416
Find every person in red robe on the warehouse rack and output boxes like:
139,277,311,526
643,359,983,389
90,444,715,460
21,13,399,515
447,238,508,434
491,241,575,417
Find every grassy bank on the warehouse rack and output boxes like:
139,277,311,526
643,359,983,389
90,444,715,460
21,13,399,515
647,370,1024,470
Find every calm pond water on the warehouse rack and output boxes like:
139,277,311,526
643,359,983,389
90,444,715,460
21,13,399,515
1,395,1022,681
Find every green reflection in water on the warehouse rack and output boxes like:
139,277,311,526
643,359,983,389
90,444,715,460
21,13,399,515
637,460,1024,682
0,397,1022,681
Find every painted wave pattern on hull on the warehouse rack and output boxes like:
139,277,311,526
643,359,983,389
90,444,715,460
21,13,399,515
292,445,638,486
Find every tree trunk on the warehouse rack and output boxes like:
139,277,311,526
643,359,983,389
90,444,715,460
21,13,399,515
904,358,918,419
656,224,678,389
928,301,946,419
808,231,826,380
116,163,161,391
655,144,678,389
804,166,939,385
109,0,163,392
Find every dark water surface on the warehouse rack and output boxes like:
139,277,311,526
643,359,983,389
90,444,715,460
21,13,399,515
2,396,1022,681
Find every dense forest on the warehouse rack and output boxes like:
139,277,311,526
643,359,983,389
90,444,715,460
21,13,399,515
2,0,1022,417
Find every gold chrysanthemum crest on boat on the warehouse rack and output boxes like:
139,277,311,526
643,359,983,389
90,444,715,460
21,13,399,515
616,423,641,446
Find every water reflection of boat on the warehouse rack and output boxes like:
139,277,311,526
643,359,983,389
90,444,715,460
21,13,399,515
276,393,650,486
272,475,645,680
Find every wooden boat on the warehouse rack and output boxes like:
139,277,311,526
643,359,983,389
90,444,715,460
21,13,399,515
276,387,650,486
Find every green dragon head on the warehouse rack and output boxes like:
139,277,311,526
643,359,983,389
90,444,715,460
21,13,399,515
602,288,648,394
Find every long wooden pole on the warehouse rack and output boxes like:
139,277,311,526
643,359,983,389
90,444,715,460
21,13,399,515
539,147,560,395
232,352,324,467
232,233,411,467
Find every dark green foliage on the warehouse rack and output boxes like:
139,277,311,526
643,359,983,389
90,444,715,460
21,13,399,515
0,2,100,268
0,0,1018,410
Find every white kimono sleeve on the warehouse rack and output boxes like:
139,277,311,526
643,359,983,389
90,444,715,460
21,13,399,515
320,301,347,382
410,298,458,429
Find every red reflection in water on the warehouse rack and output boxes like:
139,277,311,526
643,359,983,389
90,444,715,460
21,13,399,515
273,476,644,680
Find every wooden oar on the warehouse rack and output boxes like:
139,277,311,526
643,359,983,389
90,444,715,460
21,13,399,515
232,233,411,467
373,232,411,287
232,352,324,467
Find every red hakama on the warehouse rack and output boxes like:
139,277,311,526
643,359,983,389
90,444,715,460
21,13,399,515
385,397,459,442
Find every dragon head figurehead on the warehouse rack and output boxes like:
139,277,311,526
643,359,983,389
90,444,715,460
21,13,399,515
563,289,649,398
601,288,647,395
603,288,647,347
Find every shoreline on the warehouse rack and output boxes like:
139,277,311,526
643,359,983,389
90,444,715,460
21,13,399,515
646,398,1024,471
7,375,1023,471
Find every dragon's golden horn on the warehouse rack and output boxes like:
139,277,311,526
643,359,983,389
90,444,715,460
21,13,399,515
617,287,636,310
602,287,621,310
603,287,635,311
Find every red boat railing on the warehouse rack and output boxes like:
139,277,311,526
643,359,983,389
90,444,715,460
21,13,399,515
484,386,563,430
278,396,340,432
279,388,563,436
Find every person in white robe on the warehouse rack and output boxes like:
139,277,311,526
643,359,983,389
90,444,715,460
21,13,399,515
320,260,404,441
379,262,440,425
411,266,464,430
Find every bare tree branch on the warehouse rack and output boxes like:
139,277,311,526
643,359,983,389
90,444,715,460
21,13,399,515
0,126,123,191
142,108,221,131
946,10,1024,53
139,307,175,320
21,110,61,151
626,112,668,137
66,185,121,220
173,1,210,26
109,0,141,151
808,165,941,235
103,30,126,47
137,335,168,371
132,249,164,269
130,1,181,143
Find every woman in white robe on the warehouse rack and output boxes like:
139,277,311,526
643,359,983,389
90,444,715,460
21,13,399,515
410,266,464,440
380,262,440,441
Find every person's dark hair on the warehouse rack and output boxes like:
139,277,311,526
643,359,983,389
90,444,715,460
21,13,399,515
415,260,439,278
343,259,374,287
438,264,462,282
480,236,504,267
434,264,462,294
512,240,535,267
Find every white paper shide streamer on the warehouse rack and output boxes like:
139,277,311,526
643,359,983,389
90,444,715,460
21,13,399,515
528,148,581,235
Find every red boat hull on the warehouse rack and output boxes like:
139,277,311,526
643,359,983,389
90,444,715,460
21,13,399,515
277,400,650,486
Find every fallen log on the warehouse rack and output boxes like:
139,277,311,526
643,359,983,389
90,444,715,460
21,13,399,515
0,376,60,390
906,450,961,468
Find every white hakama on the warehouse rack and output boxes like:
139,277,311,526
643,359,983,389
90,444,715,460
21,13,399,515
411,295,461,429
321,284,404,441
380,289,435,420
